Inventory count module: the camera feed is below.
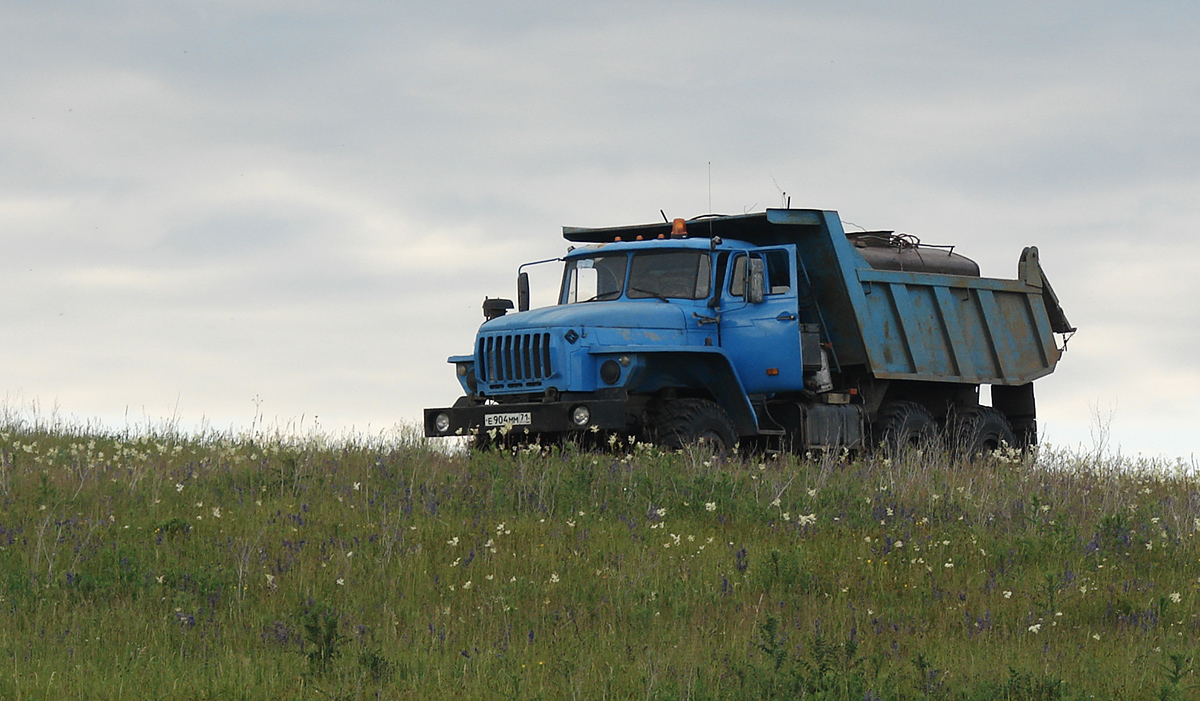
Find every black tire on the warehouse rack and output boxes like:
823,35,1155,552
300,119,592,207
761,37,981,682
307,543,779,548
649,398,738,452
873,401,937,456
952,406,1017,459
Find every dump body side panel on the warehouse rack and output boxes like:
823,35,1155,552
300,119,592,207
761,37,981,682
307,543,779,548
854,268,1060,385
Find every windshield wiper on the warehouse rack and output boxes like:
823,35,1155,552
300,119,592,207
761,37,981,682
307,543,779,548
580,290,622,303
629,287,670,303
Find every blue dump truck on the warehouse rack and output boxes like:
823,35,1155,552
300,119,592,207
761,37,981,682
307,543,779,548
424,208,1074,454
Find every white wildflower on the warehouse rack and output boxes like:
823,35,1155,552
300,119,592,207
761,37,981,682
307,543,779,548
1028,624,1041,633
705,502,717,512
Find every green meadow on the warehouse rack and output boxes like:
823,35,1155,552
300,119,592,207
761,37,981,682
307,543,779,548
1,416,1197,700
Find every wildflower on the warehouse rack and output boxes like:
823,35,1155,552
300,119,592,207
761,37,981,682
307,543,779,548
770,497,781,508
656,508,667,518
1028,624,1041,633
807,488,817,497
347,551,353,558
1093,633,1101,640
175,483,184,493
211,506,221,519
782,513,790,521
549,573,560,584
705,502,717,512
567,520,575,528
1003,591,1012,599
336,578,345,586
353,482,361,491
485,574,494,581
797,514,817,526
447,537,459,546
462,581,472,590
1170,592,1182,603
944,561,954,568
156,575,165,584
266,574,275,585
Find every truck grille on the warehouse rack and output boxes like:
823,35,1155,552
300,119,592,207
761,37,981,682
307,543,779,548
478,333,554,384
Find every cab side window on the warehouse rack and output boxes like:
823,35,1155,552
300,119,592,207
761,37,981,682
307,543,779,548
729,250,791,297
764,250,791,295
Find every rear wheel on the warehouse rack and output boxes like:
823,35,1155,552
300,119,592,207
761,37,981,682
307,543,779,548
649,398,738,452
873,401,937,456
953,406,1017,459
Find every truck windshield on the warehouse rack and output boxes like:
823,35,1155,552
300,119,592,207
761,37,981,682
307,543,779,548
562,250,712,304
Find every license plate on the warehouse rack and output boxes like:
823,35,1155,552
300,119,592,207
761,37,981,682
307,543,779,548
484,412,532,428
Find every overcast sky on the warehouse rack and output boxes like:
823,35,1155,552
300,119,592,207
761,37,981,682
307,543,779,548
2,1,1198,458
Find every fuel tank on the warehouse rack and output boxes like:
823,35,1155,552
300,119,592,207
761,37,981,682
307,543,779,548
848,231,980,277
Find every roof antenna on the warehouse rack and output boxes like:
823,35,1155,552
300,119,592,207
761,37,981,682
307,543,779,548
708,161,712,215
660,209,668,223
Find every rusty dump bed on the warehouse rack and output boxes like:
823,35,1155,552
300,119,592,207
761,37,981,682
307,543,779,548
565,209,1074,387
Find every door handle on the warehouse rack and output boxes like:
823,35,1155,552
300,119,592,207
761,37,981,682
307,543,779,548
776,312,797,321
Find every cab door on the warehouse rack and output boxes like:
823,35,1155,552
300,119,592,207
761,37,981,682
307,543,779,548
719,246,803,395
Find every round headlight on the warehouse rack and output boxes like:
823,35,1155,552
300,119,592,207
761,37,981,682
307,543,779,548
456,364,469,377
600,359,621,385
571,405,591,426
434,413,451,433
619,354,631,367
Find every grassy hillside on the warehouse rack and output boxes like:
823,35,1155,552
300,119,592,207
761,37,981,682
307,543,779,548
0,418,1197,700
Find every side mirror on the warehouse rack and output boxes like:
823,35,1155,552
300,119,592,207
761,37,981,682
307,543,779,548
747,257,765,304
517,272,530,312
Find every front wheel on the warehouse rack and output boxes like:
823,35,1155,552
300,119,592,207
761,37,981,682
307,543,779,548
649,398,738,453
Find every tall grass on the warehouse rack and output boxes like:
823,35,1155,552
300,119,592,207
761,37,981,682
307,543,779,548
0,414,1197,699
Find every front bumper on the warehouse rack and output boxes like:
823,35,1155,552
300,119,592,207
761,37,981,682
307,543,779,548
423,395,632,438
